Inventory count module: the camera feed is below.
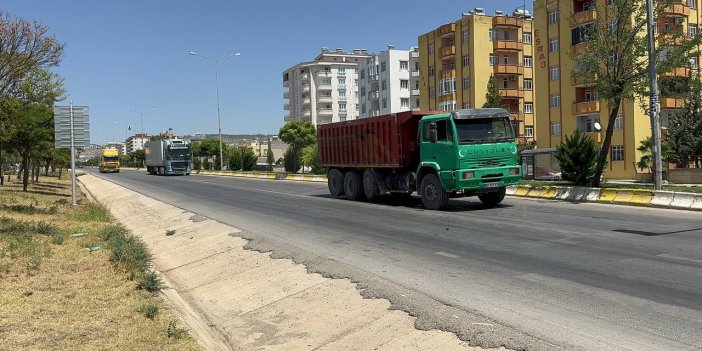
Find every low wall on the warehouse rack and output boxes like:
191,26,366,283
668,169,702,184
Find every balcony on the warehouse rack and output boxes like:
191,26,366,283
317,96,333,103
318,108,334,116
412,89,420,96
411,70,420,77
283,91,289,99
338,96,347,101
494,64,524,75
440,46,456,59
441,69,456,79
283,103,290,110
661,97,684,109
369,90,380,100
437,23,456,38
572,41,592,55
510,112,524,122
493,40,524,51
302,98,311,105
493,16,523,28
411,51,420,58
317,70,332,78
584,131,602,143
283,80,290,88
303,110,311,118
302,84,310,92
317,84,332,91
572,10,597,27
572,100,600,115
369,74,379,82
664,2,690,17
662,67,690,77
300,73,310,81
499,88,524,98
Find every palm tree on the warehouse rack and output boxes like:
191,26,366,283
637,137,671,172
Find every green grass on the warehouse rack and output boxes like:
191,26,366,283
70,202,112,222
137,303,160,319
137,270,166,293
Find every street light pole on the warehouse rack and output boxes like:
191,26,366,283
646,0,663,190
128,108,156,137
189,51,241,171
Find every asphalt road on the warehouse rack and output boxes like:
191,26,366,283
87,169,702,351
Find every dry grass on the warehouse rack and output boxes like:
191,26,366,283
0,176,200,350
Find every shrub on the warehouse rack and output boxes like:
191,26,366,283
555,131,600,186
34,221,58,235
137,303,160,319
137,270,165,293
109,235,151,273
165,229,176,236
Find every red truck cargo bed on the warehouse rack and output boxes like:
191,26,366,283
317,111,440,169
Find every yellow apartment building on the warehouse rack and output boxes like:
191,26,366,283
418,8,536,139
533,0,699,179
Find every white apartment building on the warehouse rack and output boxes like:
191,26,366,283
283,48,370,126
358,46,420,118
125,133,150,153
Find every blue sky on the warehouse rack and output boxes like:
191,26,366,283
4,0,531,144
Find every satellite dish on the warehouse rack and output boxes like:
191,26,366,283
594,122,602,131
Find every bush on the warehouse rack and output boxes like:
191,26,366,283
108,233,151,273
137,270,165,293
100,225,128,242
137,303,160,319
165,229,176,236
555,131,600,186
302,146,323,174
283,147,300,173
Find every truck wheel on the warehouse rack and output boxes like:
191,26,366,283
362,169,380,201
344,171,364,201
420,174,449,210
478,187,506,208
328,169,345,197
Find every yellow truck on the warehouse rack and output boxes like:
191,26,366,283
99,148,120,173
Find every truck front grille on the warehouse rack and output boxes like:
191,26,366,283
171,162,188,170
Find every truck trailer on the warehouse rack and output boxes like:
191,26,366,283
317,109,521,210
99,148,120,173
144,139,192,175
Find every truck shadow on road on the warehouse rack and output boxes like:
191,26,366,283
313,194,513,212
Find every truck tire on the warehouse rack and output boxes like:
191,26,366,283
478,187,506,208
420,174,449,210
362,169,380,201
328,169,345,197
344,171,364,201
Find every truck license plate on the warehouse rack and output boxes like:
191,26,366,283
484,182,500,188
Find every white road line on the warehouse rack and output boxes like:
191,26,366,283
657,253,702,265
436,251,460,259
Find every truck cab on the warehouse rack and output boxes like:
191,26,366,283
416,109,521,209
99,149,121,173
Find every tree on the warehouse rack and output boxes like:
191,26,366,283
228,148,241,171
668,72,702,167
266,148,275,169
555,131,600,186
279,120,316,173
637,136,671,172
129,149,146,168
571,0,702,187
283,147,300,173
241,147,257,171
517,139,537,164
8,103,55,191
482,75,504,108
302,145,323,174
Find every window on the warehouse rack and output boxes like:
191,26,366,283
380,61,387,72
523,32,532,44
462,55,469,66
524,78,533,90
321,79,332,86
463,30,470,42
489,28,495,41
691,56,699,69
551,122,561,136
382,99,387,108
360,70,365,79
612,145,624,161
525,102,533,113
429,87,435,98
360,87,366,97
356,104,359,110
689,24,698,37
338,78,346,87
401,98,409,108
440,77,456,95
550,66,560,80
423,119,453,141
416,99,420,108
550,93,561,108
428,43,434,54
463,78,469,90
489,53,497,66
548,10,559,24
549,37,559,52
463,102,470,109
361,104,366,113
400,79,409,89
439,100,457,112
355,91,358,98
355,79,358,85
524,56,532,67
400,61,409,70
614,114,623,130
338,90,346,100
429,66,435,76
381,80,387,91
688,0,697,9
337,67,346,76
339,103,347,111
525,126,534,137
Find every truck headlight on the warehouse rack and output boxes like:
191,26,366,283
509,168,520,175
462,171,475,180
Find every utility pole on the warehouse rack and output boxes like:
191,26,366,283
646,0,663,190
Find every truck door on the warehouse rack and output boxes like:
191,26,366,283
420,119,456,169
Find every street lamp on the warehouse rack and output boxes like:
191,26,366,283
127,108,157,136
189,51,241,171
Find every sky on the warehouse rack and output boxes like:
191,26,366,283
3,0,531,144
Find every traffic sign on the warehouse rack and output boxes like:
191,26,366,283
54,105,90,149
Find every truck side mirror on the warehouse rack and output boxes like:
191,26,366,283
429,123,438,143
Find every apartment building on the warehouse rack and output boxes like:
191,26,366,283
282,48,370,127
125,133,150,153
419,8,536,138
533,0,699,179
357,46,420,118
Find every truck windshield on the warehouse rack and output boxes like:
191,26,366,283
168,148,191,160
103,156,118,162
455,117,515,144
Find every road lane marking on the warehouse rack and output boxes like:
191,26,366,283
436,251,460,259
657,253,702,265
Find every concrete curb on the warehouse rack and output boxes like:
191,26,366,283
194,170,327,183
507,184,702,211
